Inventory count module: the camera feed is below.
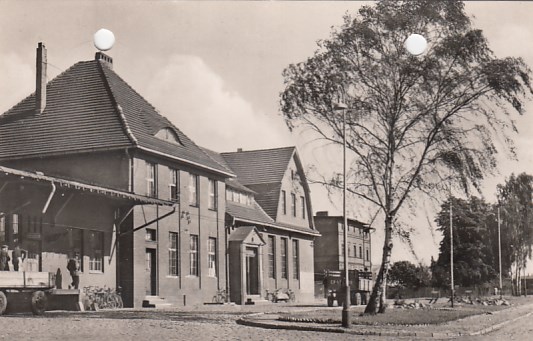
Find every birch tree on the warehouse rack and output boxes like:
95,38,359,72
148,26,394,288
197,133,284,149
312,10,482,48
280,0,532,314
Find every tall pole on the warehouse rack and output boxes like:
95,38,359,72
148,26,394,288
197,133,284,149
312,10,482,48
450,195,454,308
341,106,351,328
498,206,502,298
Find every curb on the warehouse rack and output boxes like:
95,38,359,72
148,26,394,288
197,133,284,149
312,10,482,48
237,305,533,338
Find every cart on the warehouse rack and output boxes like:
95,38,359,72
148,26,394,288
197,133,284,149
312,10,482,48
323,269,372,307
0,271,56,315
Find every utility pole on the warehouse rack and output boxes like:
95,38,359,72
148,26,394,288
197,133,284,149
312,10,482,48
498,206,502,298
450,196,454,308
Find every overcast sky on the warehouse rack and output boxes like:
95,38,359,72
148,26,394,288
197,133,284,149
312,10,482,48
2,1,533,267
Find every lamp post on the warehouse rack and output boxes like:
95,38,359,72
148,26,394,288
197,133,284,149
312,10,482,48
450,195,454,308
498,205,502,298
335,102,351,328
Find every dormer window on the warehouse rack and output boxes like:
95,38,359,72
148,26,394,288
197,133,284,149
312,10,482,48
155,128,182,145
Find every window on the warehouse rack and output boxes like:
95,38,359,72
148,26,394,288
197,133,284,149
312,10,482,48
291,193,296,217
189,234,199,276
208,238,217,277
155,128,182,145
281,238,288,279
169,168,179,201
188,173,199,206
11,214,19,244
268,236,276,278
300,196,305,219
366,249,370,261
88,231,104,272
208,179,217,210
146,162,157,197
281,190,286,215
0,215,5,244
292,240,299,280
145,229,156,241
353,245,357,258
359,246,363,259
169,232,179,276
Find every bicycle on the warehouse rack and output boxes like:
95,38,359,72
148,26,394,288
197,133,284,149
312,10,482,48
212,289,227,304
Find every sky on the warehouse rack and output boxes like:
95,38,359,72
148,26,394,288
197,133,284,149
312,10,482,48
2,1,533,269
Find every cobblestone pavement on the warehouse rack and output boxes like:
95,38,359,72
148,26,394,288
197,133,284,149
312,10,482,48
0,309,400,341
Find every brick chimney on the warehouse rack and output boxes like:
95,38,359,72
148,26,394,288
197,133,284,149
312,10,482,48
95,52,113,69
35,42,47,114
237,148,243,152
316,211,329,217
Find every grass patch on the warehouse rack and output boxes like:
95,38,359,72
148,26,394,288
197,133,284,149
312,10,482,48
279,304,507,326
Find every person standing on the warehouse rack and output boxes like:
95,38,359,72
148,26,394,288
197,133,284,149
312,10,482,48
67,252,81,289
0,245,10,271
12,245,25,271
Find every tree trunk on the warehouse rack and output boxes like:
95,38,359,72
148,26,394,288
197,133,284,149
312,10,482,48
364,216,393,315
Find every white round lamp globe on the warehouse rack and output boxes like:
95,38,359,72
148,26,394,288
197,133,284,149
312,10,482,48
404,34,427,56
94,29,115,51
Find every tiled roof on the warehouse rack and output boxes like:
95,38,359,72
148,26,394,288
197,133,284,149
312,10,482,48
245,182,282,220
220,147,295,185
0,56,233,177
226,201,275,226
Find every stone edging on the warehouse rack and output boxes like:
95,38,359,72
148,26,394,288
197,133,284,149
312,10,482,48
237,307,533,338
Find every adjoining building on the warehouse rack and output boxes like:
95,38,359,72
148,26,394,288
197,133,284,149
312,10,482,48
205,147,320,304
313,211,373,274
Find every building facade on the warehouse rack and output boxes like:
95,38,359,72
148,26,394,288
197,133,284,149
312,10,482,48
0,44,233,307
0,43,320,307
205,147,320,304
313,211,372,274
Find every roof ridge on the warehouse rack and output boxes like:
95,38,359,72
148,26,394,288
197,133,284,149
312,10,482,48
97,61,138,146
220,146,295,155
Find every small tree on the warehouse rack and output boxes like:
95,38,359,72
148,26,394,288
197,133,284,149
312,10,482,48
433,196,497,288
389,260,431,289
280,0,532,314
497,173,533,295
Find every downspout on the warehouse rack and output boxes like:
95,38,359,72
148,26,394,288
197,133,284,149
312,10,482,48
42,182,56,214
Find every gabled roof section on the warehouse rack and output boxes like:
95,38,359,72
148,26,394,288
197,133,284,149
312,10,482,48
220,147,295,185
0,53,233,177
228,226,265,245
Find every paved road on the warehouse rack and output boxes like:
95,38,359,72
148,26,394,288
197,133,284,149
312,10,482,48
0,310,404,341
461,310,533,341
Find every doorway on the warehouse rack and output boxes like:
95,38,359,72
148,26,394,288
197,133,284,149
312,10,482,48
245,247,259,295
145,249,156,296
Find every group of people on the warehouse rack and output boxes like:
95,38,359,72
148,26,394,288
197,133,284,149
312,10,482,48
0,244,26,271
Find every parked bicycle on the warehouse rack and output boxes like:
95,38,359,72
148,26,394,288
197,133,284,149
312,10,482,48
212,288,227,304
82,286,123,310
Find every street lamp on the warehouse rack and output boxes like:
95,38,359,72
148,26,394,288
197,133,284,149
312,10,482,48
334,102,351,328
497,205,502,298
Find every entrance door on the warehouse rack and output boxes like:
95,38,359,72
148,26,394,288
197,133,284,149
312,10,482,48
245,247,259,295
145,249,156,295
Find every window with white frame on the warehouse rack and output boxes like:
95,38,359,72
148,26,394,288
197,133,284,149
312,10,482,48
291,193,296,217
268,236,276,279
89,231,104,272
281,190,287,215
146,162,157,197
292,239,299,280
0,215,5,244
189,234,199,276
208,179,217,210
169,232,179,276
281,238,288,279
11,214,19,244
188,173,199,206
300,196,305,219
169,168,179,201
208,237,217,277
